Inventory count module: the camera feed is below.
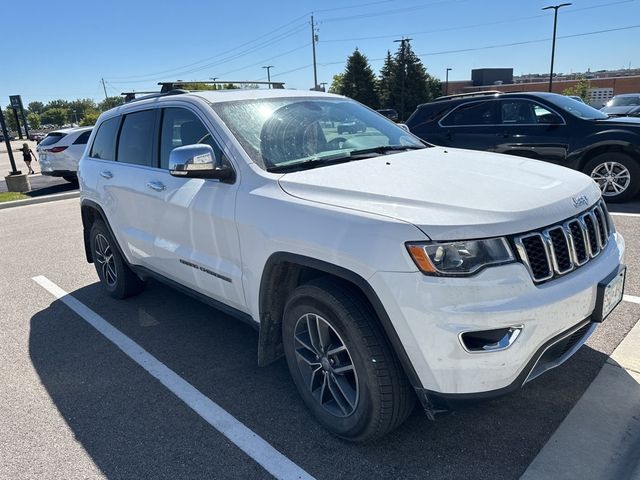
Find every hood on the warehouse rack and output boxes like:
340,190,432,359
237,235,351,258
601,106,640,116
278,147,601,240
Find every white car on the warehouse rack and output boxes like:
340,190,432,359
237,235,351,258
78,88,625,442
37,126,92,182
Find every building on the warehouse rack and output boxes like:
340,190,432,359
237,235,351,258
445,68,640,107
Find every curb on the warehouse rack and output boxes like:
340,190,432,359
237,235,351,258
0,190,79,210
521,316,640,480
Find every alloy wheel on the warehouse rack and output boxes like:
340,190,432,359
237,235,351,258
590,161,631,197
293,313,359,417
94,233,117,287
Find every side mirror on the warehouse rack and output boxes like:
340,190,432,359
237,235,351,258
169,144,235,183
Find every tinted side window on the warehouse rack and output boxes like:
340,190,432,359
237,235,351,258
90,117,119,160
441,101,497,126
73,130,92,145
117,110,157,167
159,108,224,170
40,132,66,147
501,100,562,125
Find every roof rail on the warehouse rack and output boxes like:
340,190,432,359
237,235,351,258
121,89,189,103
158,80,286,93
434,90,504,101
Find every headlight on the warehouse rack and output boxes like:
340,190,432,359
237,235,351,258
406,237,515,276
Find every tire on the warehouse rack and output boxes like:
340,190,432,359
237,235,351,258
584,152,640,203
282,277,416,442
89,220,145,299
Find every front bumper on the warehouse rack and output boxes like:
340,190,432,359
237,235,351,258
369,231,625,396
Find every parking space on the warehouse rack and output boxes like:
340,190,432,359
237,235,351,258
1,198,639,480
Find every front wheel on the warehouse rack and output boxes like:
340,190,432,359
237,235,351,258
584,152,640,203
282,278,415,442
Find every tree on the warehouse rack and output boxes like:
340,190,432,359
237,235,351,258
28,101,45,115
46,99,70,110
3,105,19,131
386,40,441,120
81,111,100,126
328,74,344,94
563,77,591,103
337,48,380,109
377,51,396,109
98,96,124,112
27,112,41,129
68,98,97,121
41,108,69,127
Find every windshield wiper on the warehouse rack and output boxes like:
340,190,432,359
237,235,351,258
347,145,425,157
266,145,426,173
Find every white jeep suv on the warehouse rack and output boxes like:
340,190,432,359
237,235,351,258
78,88,625,442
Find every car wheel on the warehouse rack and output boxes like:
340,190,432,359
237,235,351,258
282,278,415,442
585,152,640,203
90,220,145,299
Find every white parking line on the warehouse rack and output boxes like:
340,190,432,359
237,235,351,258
624,294,640,305
32,275,314,480
609,211,640,218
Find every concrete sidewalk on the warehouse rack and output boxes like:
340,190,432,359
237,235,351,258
521,317,640,480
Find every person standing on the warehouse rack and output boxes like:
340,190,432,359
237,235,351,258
16,143,37,174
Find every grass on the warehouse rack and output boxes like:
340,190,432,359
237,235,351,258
0,191,28,202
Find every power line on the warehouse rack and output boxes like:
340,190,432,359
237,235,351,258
321,0,466,23
321,0,635,43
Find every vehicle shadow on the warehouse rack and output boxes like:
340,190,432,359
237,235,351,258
29,280,621,480
606,198,640,214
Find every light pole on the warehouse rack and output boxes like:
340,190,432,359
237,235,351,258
543,3,571,93
445,68,452,96
262,65,274,88
72,110,78,125
393,37,412,120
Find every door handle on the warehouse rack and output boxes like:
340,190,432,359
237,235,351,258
146,181,166,192
100,170,113,179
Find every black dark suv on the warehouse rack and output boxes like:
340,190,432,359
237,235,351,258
406,91,640,202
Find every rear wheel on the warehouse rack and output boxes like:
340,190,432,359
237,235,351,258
90,220,145,299
584,152,640,203
282,278,415,442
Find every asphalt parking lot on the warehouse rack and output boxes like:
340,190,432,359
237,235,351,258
1,198,639,480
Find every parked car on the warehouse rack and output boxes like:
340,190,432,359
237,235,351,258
36,127,92,182
337,118,366,134
406,91,640,202
29,132,47,143
600,93,640,118
377,108,399,121
79,88,624,441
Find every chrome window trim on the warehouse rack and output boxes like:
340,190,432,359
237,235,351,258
438,97,567,128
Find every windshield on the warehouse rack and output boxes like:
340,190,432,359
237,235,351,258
607,95,640,107
210,97,425,171
548,95,608,120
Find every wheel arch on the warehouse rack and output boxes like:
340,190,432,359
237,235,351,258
257,252,424,393
80,200,123,264
577,140,640,172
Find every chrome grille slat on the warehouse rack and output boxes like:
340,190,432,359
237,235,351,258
514,202,612,284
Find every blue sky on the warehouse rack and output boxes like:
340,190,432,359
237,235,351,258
1,0,638,104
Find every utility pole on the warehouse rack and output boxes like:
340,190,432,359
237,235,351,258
101,77,108,100
543,3,571,93
311,14,318,90
393,37,412,120
445,68,452,96
262,66,274,88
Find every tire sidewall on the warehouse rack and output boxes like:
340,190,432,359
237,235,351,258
90,221,126,297
585,152,640,203
282,287,380,440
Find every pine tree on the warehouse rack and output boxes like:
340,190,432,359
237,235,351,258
339,48,380,109
377,51,396,109
389,40,441,120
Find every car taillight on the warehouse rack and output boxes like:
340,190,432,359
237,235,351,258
46,146,68,153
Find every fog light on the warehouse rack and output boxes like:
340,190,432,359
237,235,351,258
460,326,522,353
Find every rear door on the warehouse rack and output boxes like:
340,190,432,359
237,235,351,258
495,98,569,163
63,129,92,170
97,109,160,266
438,100,500,151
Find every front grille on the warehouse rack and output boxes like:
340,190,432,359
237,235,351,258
514,200,611,283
